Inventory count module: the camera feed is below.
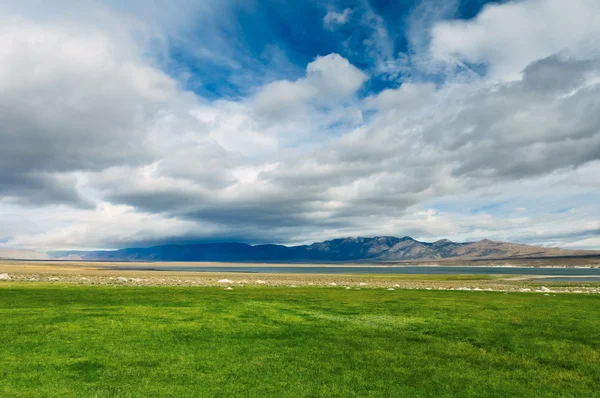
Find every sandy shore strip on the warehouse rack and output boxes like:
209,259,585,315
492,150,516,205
1,260,599,293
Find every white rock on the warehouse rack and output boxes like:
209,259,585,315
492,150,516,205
345,286,351,290
49,277,60,281
387,288,395,291
225,287,233,290
329,282,338,286
519,288,531,292
392,284,400,288
0,273,10,280
473,288,483,291
117,277,128,282
255,280,267,284
218,279,233,284
359,282,367,286
540,286,551,292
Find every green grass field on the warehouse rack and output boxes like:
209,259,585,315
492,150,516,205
1,284,599,397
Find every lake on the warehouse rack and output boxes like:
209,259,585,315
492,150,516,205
106,265,600,276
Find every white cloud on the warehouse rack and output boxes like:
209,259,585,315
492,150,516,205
364,83,436,112
1,0,600,251
253,53,367,114
306,53,369,99
430,0,600,80
323,8,352,30
253,79,317,118
2,203,216,250
0,14,182,204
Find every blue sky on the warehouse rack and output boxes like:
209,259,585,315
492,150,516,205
161,0,505,99
1,0,600,250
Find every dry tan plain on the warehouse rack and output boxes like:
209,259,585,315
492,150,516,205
1,259,600,293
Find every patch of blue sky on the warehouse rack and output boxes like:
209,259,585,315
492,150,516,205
455,0,508,19
159,0,508,99
552,207,573,214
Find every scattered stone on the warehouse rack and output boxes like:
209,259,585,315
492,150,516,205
519,288,531,292
392,284,400,288
117,277,128,282
329,282,338,286
0,273,10,280
473,288,483,291
255,280,267,284
218,279,233,284
540,286,551,292
359,282,367,286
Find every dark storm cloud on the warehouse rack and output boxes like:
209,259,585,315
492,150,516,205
0,172,89,207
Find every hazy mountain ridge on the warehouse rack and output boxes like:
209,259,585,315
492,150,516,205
44,236,600,262
0,249,50,260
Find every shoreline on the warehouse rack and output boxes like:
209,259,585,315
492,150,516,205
2,260,600,294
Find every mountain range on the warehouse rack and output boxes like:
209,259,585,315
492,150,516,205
22,236,598,262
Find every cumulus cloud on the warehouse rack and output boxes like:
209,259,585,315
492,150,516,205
306,53,369,99
0,14,179,205
254,53,368,113
430,0,600,80
92,50,600,246
1,0,600,250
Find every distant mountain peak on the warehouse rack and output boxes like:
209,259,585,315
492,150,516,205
45,235,600,262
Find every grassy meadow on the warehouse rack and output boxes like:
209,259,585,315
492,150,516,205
1,284,599,397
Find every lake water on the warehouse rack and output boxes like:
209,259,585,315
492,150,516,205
106,265,600,277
